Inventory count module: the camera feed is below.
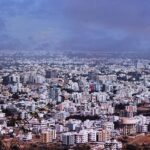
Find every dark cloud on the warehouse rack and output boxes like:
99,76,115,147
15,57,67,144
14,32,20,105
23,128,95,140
0,0,150,53
65,0,150,30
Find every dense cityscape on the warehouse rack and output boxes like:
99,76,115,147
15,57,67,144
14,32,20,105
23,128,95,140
0,54,149,150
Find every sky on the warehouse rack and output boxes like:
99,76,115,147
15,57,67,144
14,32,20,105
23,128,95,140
0,0,150,53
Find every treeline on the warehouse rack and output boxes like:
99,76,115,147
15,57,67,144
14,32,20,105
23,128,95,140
0,141,91,150
66,115,100,121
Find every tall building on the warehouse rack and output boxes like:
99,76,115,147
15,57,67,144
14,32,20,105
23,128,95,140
97,129,111,142
62,132,75,146
120,117,136,135
75,130,88,144
89,130,97,142
46,69,58,78
41,129,56,143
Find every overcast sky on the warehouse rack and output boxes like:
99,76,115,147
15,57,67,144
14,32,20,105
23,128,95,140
0,0,150,53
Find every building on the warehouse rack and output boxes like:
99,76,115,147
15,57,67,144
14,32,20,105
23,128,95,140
97,129,111,142
75,130,88,143
62,132,75,146
41,129,56,143
89,130,97,142
105,139,122,150
120,117,136,135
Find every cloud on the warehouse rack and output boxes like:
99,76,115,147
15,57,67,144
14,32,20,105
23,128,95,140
0,0,150,53
0,34,25,50
65,0,150,30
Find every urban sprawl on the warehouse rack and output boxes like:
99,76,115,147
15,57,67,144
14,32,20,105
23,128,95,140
0,54,150,150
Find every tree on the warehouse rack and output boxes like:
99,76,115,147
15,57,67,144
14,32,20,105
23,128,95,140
74,144,91,150
126,144,141,150
0,140,6,150
10,144,20,150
